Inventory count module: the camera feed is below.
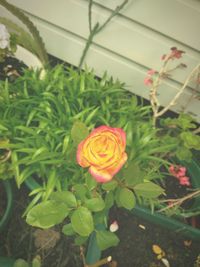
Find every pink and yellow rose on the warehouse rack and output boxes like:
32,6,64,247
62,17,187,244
77,125,127,183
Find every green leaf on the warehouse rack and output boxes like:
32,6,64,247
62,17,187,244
13,259,29,267
102,180,118,191
119,188,136,210
16,167,36,187
85,197,105,212
50,191,77,208
181,132,200,149
26,200,69,229
73,184,87,201
32,256,41,267
85,172,97,190
176,147,192,161
134,182,164,198
74,236,88,246
96,230,119,251
11,151,20,187
62,223,76,236
71,207,94,236
104,191,114,210
124,162,143,186
71,121,89,145
43,169,57,201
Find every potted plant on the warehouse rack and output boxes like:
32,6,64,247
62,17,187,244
0,1,199,266
0,56,199,265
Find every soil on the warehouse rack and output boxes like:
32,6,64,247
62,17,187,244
104,207,200,267
0,184,200,267
0,182,7,219
0,56,27,81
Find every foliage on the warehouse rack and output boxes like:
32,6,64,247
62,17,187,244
0,64,178,251
13,256,41,267
0,59,199,252
0,0,48,64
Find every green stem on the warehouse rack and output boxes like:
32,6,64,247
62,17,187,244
97,0,129,33
0,0,48,65
78,23,99,69
78,0,129,69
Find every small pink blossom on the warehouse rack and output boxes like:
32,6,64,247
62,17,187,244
169,165,190,186
169,47,185,60
177,167,186,177
169,165,186,178
144,76,153,86
179,176,190,186
109,220,119,232
147,69,156,75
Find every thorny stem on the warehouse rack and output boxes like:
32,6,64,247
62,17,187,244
150,60,200,126
158,189,200,212
149,59,170,126
78,0,129,69
156,63,200,118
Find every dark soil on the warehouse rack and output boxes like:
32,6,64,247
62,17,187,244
0,184,200,267
0,182,6,219
0,185,82,267
0,56,27,81
104,207,200,267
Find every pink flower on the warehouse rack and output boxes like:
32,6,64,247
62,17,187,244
169,47,185,60
177,167,186,177
144,76,153,86
147,69,156,75
179,176,190,186
169,165,186,178
169,165,190,186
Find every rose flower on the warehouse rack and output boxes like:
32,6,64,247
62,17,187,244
77,125,127,183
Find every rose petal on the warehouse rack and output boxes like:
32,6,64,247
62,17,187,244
76,140,90,167
89,166,112,183
106,152,128,176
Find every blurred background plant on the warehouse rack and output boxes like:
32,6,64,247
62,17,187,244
0,23,17,62
0,0,48,65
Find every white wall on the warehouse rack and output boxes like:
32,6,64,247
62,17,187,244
1,0,200,121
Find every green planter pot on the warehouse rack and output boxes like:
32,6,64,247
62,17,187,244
0,257,15,267
0,180,13,232
0,180,15,267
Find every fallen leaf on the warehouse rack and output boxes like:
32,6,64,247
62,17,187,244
152,244,163,255
34,229,60,251
138,224,146,230
161,258,170,267
184,240,192,247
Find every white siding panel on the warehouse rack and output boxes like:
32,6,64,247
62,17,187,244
95,0,200,51
2,0,200,121
5,0,200,85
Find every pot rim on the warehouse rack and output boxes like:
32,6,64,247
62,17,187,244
0,180,13,232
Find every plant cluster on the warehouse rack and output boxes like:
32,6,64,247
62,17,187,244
0,0,200,265
0,60,199,253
